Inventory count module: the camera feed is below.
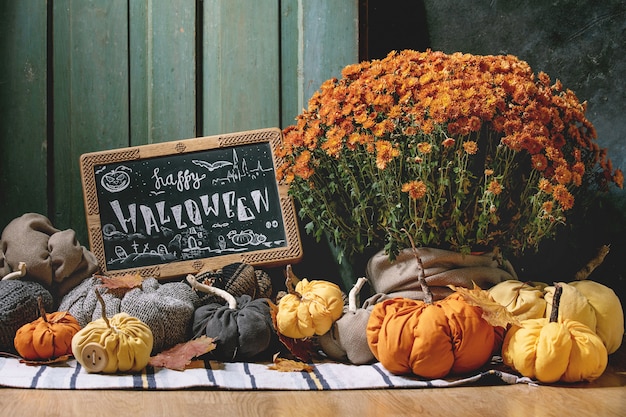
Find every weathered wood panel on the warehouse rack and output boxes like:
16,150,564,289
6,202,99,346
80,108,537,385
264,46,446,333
0,0,360,248
202,0,280,136
280,0,359,127
129,0,197,145
0,1,48,230
52,0,130,242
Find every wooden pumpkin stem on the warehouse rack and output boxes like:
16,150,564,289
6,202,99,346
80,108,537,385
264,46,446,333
284,265,301,297
574,244,610,281
186,274,237,309
348,277,368,313
402,228,433,304
94,288,112,329
37,296,48,323
549,283,563,323
1,262,27,281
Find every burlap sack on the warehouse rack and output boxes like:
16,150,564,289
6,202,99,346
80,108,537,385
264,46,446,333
0,213,99,299
366,247,517,301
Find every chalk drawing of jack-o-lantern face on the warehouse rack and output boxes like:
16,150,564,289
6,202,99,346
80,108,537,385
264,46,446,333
101,166,131,193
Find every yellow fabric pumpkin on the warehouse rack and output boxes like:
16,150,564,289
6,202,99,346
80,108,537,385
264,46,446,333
544,280,624,354
72,312,153,373
502,283,608,383
276,278,344,339
502,317,608,383
488,280,548,320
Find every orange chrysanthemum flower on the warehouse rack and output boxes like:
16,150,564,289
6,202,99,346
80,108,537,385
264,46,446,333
402,180,428,200
278,49,622,263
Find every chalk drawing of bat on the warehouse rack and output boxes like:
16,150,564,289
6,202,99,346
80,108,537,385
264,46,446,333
192,159,233,172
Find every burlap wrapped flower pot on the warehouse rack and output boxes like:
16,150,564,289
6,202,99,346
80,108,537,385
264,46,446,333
366,247,517,301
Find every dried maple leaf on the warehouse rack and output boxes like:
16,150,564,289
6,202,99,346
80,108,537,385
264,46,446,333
148,336,216,371
268,353,313,372
448,282,521,328
268,300,318,362
97,273,144,291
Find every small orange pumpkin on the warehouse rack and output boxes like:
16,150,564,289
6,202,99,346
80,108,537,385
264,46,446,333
14,297,81,360
366,247,495,379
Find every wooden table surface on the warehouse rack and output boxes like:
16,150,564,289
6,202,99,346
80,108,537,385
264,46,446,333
2,344,625,417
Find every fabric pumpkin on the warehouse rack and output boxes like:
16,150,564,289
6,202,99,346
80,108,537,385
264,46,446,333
192,295,275,361
366,294,496,379
60,276,200,353
544,280,624,354
318,278,384,365
72,312,153,373
188,274,275,361
0,265,54,353
488,280,548,320
502,317,608,383
276,277,344,339
14,298,81,360
502,283,608,383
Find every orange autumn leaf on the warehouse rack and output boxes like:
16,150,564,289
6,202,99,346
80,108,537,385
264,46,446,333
268,354,313,372
97,273,144,291
148,336,216,371
448,282,521,328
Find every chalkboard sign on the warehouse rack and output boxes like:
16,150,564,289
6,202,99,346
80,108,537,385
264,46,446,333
80,128,303,279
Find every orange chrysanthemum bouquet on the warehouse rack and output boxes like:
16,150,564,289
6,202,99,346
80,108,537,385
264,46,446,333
277,50,623,267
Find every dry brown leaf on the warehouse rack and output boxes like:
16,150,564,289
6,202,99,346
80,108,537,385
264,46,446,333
148,336,216,371
448,283,521,328
268,300,317,362
97,273,144,290
268,353,313,372
20,355,72,366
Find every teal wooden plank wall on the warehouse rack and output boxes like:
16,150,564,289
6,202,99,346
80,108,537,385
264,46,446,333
0,0,358,245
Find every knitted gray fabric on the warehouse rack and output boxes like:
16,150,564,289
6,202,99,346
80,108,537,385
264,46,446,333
0,213,99,299
0,280,54,352
193,262,273,303
59,277,201,354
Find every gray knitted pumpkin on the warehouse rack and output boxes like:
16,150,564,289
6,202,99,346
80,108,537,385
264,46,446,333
59,276,201,354
0,279,54,353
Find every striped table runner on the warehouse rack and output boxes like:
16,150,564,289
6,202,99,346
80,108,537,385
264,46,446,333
0,356,533,390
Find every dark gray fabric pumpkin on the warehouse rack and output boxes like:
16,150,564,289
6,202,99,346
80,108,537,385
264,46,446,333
192,295,275,361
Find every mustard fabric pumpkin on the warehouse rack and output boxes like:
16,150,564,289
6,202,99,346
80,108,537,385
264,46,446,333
488,280,548,320
544,281,624,354
14,299,81,361
501,317,608,383
276,278,344,339
72,312,153,373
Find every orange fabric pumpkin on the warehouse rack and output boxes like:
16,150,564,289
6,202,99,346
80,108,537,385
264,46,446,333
366,294,495,379
14,297,81,360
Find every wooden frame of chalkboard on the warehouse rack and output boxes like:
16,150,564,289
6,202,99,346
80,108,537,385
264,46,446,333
79,128,303,279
